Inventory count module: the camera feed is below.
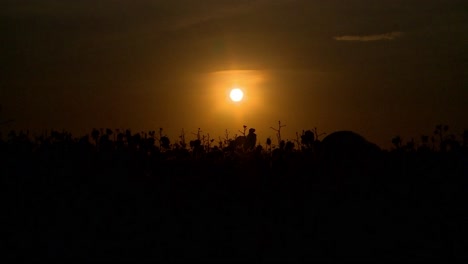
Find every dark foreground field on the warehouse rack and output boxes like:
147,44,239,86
2,134,467,261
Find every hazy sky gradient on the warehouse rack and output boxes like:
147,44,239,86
1,0,467,148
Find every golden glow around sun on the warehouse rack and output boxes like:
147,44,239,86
196,70,267,128
229,88,244,102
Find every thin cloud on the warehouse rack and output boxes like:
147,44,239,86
334,31,403,41
165,0,294,32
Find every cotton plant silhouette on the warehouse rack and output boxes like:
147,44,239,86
178,129,187,149
388,124,468,153
413,134,433,153
91,128,100,147
222,125,257,153
391,135,418,152
189,128,203,157
284,141,295,152
434,124,449,151
300,130,315,150
160,136,170,150
244,128,257,151
266,137,272,153
4,122,468,159
157,128,171,151
270,120,286,146
228,125,247,151
239,125,247,137
97,129,114,151
391,135,402,150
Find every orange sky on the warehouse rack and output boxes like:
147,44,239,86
1,0,467,149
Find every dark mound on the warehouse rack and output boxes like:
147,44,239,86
319,130,381,163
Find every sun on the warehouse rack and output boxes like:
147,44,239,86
229,88,244,102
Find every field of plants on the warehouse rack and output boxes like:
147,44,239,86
2,125,467,261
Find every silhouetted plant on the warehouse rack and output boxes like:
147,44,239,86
158,128,164,148
392,136,402,150
313,127,326,141
7,130,16,142
270,120,286,146
189,139,201,149
189,138,203,158
148,130,156,139
125,129,132,143
160,136,170,150
227,125,254,152
294,132,301,150
179,129,187,149
239,125,247,137
418,135,430,152
301,130,315,149
266,137,272,153
441,134,460,152
224,129,230,143
285,140,294,152
91,128,100,146
244,128,257,151
132,132,141,146
190,129,202,149
218,136,223,149
233,135,246,151
145,131,156,152
203,133,215,151
279,140,286,150
434,124,449,151
404,138,415,152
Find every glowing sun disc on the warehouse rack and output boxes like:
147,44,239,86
230,88,244,102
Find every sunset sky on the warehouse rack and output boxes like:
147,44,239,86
1,0,467,149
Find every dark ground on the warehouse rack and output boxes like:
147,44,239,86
2,137,467,261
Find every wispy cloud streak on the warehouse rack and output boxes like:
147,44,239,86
334,31,403,41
